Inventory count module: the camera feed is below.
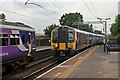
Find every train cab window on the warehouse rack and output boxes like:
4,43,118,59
68,32,74,42
32,34,35,43
10,34,20,45
0,33,8,46
52,30,58,43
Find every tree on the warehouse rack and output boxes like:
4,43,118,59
79,24,93,32
89,24,93,32
110,23,117,36
81,24,89,31
94,30,102,34
110,15,120,36
59,12,92,32
59,12,83,28
43,24,59,39
110,14,120,44
0,13,6,21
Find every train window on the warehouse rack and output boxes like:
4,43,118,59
52,31,58,43
32,34,35,43
81,34,87,44
10,34,20,45
68,32,74,42
21,34,25,44
0,34,8,37
0,33,8,46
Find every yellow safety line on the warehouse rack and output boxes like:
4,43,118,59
58,46,99,78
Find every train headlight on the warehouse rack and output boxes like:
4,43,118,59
55,44,58,47
68,43,73,48
52,44,58,48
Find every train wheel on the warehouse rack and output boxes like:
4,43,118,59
2,65,7,73
27,56,33,63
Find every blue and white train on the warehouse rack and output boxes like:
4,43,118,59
51,26,104,60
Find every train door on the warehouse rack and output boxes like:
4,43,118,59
58,27,68,50
76,32,81,50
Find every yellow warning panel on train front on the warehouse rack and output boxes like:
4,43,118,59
59,43,66,50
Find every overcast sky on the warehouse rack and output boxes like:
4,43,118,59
0,0,119,34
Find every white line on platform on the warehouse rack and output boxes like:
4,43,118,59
36,48,51,51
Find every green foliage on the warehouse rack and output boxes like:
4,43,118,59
59,12,83,28
0,13,6,20
81,24,93,32
81,24,89,31
110,23,117,36
110,14,120,44
43,24,59,39
89,24,93,32
115,34,120,44
59,12,93,32
94,30,102,34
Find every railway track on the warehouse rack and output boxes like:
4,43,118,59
2,46,96,80
20,47,93,80
2,53,56,80
22,61,59,80
2,50,56,80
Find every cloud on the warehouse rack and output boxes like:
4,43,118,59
0,0,118,34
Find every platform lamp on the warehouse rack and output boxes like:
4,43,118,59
97,17,111,52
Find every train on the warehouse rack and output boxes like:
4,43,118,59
0,21,103,72
0,22,36,72
51,26,104,60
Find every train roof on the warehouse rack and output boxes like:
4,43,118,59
53,26,104,37
96,34,104,37
0,21,35,31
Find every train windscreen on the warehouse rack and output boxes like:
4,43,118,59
52,27,74,43
68,30,74,42
58,27,68,43
52,30,58,43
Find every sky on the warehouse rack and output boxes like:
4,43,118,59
0,0,119,34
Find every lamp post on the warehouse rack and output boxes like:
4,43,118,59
97,17,111,52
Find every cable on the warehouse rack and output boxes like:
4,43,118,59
89,0,99,17
17,1,59,19
54,0,70,13
25,1,61,16
0,8,52,23
49,0,66,13
83,0,97,18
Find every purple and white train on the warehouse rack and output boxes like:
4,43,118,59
0,22,36,72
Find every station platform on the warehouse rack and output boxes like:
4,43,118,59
68,45,118,79
36,46,51,51
36,45,119,80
